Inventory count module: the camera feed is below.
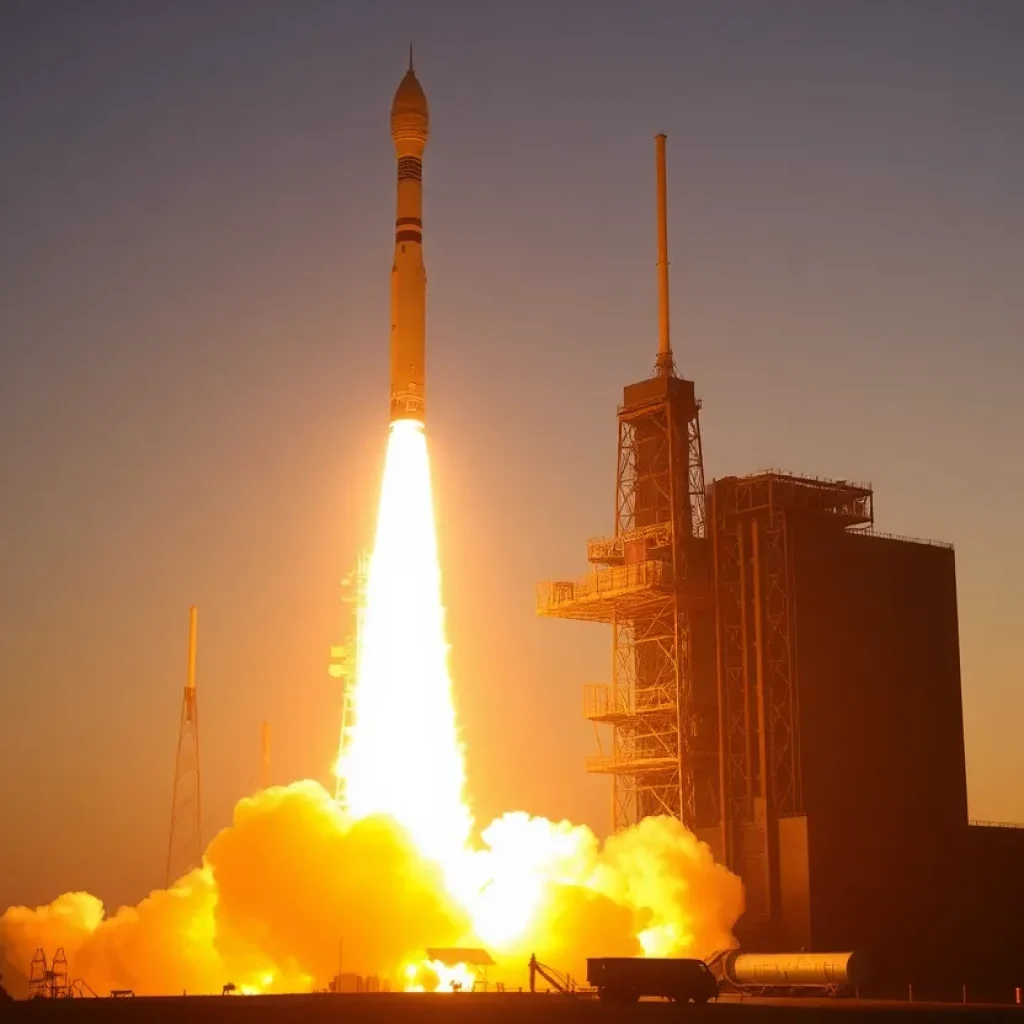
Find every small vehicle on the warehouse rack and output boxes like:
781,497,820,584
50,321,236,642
586,957,719,1004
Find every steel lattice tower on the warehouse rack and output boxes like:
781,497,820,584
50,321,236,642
330,552,368,808
166,605,202,887
538,135,718,833
708,471,872,932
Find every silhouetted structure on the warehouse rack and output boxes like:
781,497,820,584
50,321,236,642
330,553,368,807
27,949,69,1000
538,136,1024,996
538,135,716,832
166,606,202,887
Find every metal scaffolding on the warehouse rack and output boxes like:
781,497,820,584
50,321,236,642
712,471,873,823
330,552,369,808
709,471,873,930
536,134,722,833
539,375,712,832
28,949,69,1000
537,135,873,860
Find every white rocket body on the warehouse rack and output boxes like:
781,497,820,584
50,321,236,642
389,63,429,423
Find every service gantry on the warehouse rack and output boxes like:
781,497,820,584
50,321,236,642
538,135,719,833
535,134,881,946
330,551,368,808
707,469,872,932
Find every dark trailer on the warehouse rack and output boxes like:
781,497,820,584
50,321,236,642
586,957,718,1004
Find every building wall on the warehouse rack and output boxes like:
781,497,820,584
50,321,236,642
790,526,967,828
704,491,1022,990
957,824,1024,993
805,813,963,994
783,525,977,991
776,815,810,950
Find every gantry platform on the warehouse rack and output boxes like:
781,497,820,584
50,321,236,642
582,683,679,724
536,559,673,623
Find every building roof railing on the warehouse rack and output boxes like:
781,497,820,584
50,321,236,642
748,468,873,493
856,529,954,551
712,469,874,527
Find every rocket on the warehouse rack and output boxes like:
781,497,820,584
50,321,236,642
389,50,429,423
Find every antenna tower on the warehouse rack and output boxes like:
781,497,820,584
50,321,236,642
330,552,369,807
27,949,70,1000
166,605,202,886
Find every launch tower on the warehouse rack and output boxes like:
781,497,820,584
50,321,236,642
538,136,718,832
537,132,1024,996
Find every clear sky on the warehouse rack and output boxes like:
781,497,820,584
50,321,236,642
1,0,1022,914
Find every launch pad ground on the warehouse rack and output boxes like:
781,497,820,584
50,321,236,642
5,993,1023,1023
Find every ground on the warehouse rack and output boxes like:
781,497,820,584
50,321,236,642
3,993,1023,1023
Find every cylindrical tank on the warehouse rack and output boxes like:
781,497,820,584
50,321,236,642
723,951,865,990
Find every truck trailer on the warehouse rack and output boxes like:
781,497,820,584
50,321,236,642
586,957,719,1004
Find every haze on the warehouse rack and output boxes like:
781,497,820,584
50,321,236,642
1,0,1022,915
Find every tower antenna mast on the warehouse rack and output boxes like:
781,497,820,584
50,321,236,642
654,133,676,377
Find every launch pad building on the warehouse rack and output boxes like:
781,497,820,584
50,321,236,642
538,136,1024,997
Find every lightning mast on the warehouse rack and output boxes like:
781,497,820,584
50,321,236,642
166,605,202,886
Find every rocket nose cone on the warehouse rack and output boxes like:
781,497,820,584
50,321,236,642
391,70,428,118
391,70,429,143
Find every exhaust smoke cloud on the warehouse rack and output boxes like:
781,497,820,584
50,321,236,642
1,422,743,995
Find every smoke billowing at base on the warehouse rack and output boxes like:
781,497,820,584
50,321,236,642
0,781,743,997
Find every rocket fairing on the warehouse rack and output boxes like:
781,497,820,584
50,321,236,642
389,53,429,423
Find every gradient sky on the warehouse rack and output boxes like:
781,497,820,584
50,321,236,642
2,0,1022,914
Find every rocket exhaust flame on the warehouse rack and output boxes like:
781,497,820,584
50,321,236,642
339,418,472,868
0,60,744,998
330,412,743,988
